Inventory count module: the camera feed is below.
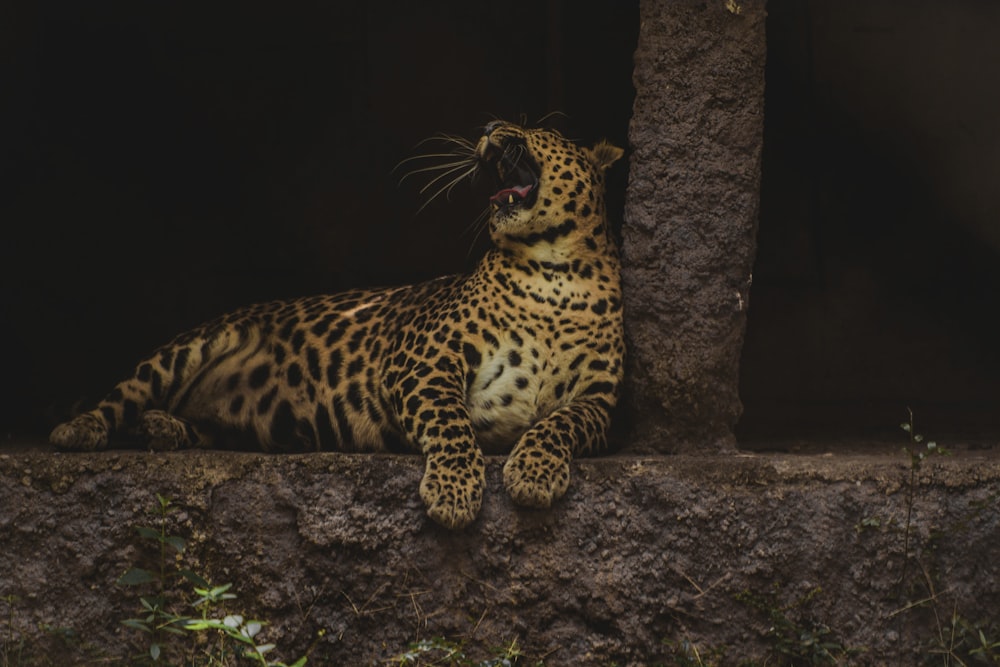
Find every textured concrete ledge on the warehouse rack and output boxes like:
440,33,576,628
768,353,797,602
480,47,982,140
1,445,998,665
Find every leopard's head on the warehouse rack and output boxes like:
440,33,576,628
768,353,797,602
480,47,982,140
475,121,623,247
399,121,623,251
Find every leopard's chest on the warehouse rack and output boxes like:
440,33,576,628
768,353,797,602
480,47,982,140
441,259,620,453
464,320,593,454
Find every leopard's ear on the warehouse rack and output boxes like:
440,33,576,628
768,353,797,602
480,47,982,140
587,140,624,171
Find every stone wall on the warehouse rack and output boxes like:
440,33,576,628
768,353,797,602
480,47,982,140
622,0,766,452
2,448,998,664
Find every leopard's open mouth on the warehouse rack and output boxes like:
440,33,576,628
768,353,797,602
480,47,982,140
481,140,540,212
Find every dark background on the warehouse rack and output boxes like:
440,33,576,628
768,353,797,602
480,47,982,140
742,1,1000,440
1,1,637,436
2,0,998,443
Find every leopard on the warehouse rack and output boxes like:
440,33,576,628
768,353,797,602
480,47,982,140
49,120,625,530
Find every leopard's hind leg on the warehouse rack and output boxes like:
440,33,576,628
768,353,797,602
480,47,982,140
49,411,110,452
50,322,248,451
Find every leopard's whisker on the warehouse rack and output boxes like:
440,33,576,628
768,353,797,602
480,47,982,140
396,130,480,213
418,165,479,208
441,163,481,200
398,158,477,183
465,213,490,259
396,153,468,164
393,132,476,178
535,110,569,127
416,164,479,214
393,155,471,178
462,208,492,257
417,161,477,196
430,133,476,150
407,134,476,156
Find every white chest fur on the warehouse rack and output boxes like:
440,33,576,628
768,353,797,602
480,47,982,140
465,332,576,454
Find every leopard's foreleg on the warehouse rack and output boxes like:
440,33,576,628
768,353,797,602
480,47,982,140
503,388,616,509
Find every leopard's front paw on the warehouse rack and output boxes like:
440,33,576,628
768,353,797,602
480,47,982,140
419,452,485,529
503,446,571,509
50,413,109,451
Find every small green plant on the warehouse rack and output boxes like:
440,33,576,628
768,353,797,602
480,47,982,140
854,515,882,534
118,493,208,664
388,636,537,667
922,608,1000,666
891,410,1000,666
735,585,854,665
119,494,309,666
899,408,950,579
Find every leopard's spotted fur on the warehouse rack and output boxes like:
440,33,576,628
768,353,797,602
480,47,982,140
50,121,625,529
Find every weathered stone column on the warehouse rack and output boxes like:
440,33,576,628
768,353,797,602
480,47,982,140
622,0,766,452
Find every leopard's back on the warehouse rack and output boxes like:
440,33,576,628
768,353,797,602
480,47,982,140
50,277,463,452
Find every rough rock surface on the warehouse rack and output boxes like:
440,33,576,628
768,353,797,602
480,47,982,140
2,445,998,665
622,0,766,452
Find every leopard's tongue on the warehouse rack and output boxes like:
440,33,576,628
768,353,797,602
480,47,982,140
490,184,534,205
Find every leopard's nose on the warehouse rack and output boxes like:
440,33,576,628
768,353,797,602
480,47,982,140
484,120,505,136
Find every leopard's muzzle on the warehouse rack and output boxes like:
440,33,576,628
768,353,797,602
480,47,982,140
476,135,540,214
